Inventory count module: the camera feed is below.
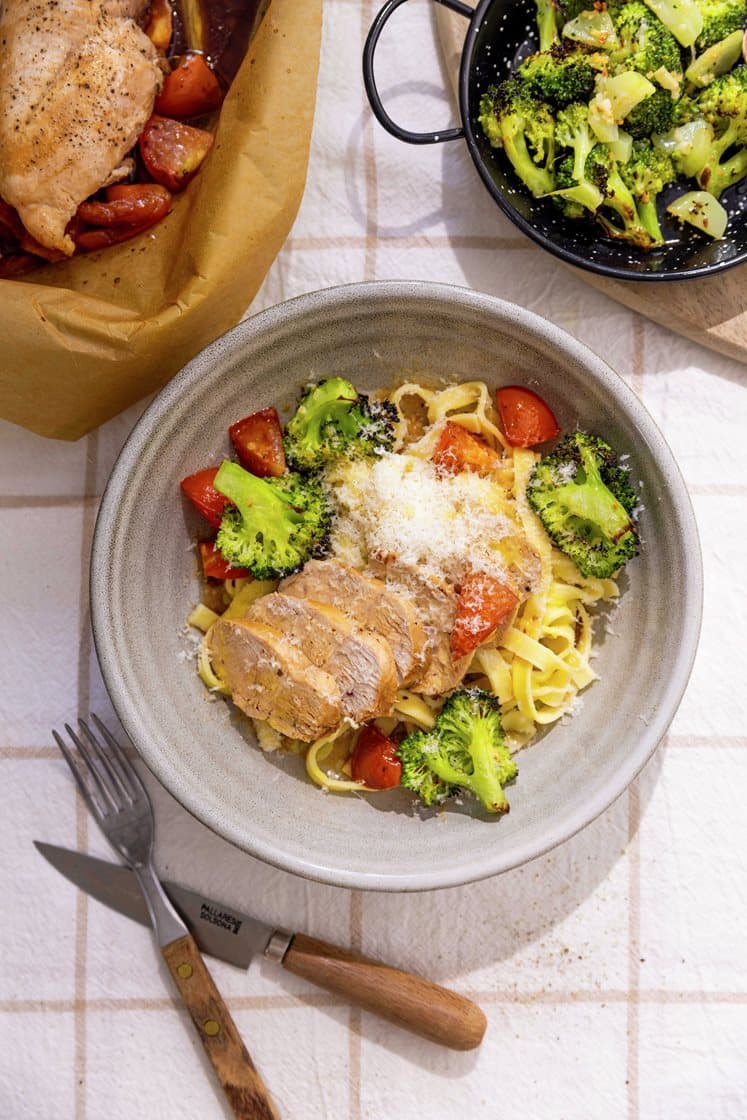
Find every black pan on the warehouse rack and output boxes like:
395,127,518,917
363,0,747,281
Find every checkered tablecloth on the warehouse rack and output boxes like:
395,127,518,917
2,2,746,1117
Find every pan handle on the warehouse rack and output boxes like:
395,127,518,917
363,0,473,144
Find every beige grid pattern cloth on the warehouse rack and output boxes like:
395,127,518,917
2,1,747,1116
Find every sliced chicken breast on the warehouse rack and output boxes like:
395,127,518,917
247,592,398,724
367,558,470,697
207,617,342,742
0,0,162,254
279,559,426,686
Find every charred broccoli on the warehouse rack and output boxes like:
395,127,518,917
527,432,639,578
535,0,563,50
695,0,747,49
213,460,331,580
283,378,397,473
612,2,684,81
518,45,600,106
619,138,676,242
694,65,747,194
586,144,659,248
625,87,676,136
398,689,517,814
478,79,557,196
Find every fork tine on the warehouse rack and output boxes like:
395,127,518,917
78,718,135,806
53,729,110,820
91,713,149,803
64,722,121,813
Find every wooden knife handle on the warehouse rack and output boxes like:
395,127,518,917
163,933,281,1120
282,933,486,1051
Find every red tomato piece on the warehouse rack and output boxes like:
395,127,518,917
350,726,402,790
77,184,171,228
432,420,503,477
139,115,214,193
199,541,248,581
144,0,173,52
0,253,37,279
180,467,230,528
229,408,287,478
496,386,560,448
75,223,154,252
155,54,223,119
451,572,519,660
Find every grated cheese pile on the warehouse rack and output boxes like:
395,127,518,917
326,451,525,586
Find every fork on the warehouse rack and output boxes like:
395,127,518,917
54,715,280,1120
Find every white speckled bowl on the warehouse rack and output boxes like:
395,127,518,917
91,281,702,891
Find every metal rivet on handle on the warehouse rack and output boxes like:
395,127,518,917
177,963,193,979
203,1019,220,1036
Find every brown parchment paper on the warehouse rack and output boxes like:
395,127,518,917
0,0,323,441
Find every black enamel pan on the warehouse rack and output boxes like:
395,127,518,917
363,0,747,280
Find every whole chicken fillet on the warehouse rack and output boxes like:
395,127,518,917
0,0,163,255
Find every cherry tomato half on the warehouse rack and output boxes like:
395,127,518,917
229,408,287,478
432,420,503,477
496,386,560,448
199,541,248,581
155,55,223,119
451,571,519,660
139,115,214,193
350,726,402,789
180,467,230,528
78,184,171,228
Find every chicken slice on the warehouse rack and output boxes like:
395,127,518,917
247,593,398,724
279,560,426,686
367,558,471,697
0,0,162,254
207,618,342,742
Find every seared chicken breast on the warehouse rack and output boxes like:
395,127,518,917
0,0,162,254
208,617,343,742
248,592,399,724
367,558,471,697
279,559,427,687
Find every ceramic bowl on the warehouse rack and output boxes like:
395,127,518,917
91,281,702,890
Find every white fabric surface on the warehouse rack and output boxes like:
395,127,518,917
2,1,747,1117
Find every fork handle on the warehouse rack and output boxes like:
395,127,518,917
163,934,281,1120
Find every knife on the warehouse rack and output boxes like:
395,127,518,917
35,841,486,1051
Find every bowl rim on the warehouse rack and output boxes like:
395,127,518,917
457,0,747,282
91,279,704,890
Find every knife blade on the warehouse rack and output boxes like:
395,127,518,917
34,840,487,1050
34,841,275,969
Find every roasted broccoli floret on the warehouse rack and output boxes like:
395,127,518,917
585,143,659,247
398,689,517,814
536,0,563,50
518,45,600,106
478,79,557,196
556,102,599,178
213,460,331,579
527,432,639,578
553,153,604,215
694,65,747,194
612,1,684,80
695,0,746,48
619,137,676,241
283,378,397,473
552,106,605,212
625,87,676,136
